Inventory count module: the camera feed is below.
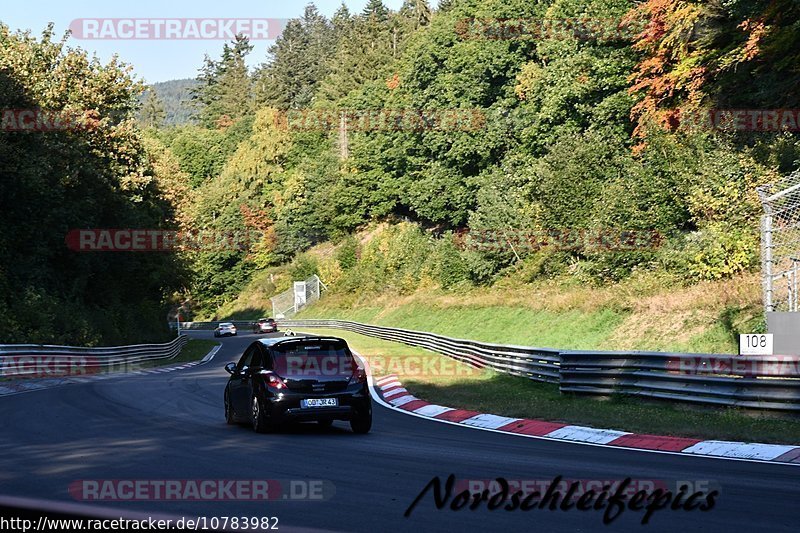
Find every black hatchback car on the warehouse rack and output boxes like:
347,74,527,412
223,336,372,434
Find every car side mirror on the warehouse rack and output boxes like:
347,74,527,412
225,362,237,375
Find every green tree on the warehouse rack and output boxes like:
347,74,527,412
139,88,166,128
317,1,398,103
0,23,186,344
400,0,432,29
192,35,254,127
189,109,292,311
255,4,334,109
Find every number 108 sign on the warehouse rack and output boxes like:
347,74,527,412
739,334,773,356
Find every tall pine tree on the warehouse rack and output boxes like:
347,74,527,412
139,89,166,128
255,4,334,109
192,35,254,128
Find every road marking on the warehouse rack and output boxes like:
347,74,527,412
383,388,408,400
498,419,567,436
606,434,702,452
388,394,418,407
682,440,798,461
200,344,221,364
545,426,631,444
413,404,454,417
461,413,521,430
376,375,398,386
354,351,800,467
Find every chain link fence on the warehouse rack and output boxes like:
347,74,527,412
758,171,800,313
270,275,326,319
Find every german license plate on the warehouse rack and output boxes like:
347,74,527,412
302,398,338,408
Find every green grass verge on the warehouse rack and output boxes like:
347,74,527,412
300,303,628,350
136,338,219,369
306,327,800,445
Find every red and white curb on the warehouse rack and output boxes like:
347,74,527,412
0,344,221,398
369,372,800,466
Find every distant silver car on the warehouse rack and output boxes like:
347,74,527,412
252,317,278,334
214,322,237,337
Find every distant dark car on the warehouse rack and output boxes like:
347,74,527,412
252,317,278,334
214,322,237,337
223,336,372,434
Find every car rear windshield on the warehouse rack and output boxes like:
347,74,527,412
272,341,355,378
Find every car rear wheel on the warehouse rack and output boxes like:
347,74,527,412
251,396,272,434
350,406,372,434
224,391,236,425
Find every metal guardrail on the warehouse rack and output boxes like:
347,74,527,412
275,319,800,412
173,321,254,330
0,336,188,377
278,319,561,383
559,351,800,411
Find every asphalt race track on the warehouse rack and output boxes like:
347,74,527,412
1,331,798,532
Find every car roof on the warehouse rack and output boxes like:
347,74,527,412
256,336,346,348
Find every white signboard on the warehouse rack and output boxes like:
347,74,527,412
294,281,307,310
739,334,774,356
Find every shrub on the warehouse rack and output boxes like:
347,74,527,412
336,236,359,271
289,255,319,281
664,223,759,281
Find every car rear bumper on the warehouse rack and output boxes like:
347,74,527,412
262,386,370,423
283,406,355,421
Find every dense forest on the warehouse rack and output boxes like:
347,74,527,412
2,0,799,342
0,25,187,343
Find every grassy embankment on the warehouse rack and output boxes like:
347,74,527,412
208,238,791,442
136,338,219,370
296,271,763,354
300,327,800,445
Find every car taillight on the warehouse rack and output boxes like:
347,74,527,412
264,372,286,389
350,366,367,385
